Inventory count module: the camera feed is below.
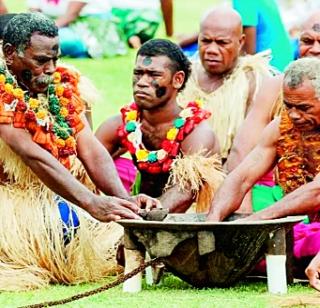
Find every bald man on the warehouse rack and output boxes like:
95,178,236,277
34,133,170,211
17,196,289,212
179,7,282,169
178,7,283,214
299,10,320,58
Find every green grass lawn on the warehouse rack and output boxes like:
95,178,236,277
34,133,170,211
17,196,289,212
3,1,318,307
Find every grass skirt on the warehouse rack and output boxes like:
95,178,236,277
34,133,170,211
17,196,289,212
0,140,123,291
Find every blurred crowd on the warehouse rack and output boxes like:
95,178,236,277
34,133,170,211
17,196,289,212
1,0,319,69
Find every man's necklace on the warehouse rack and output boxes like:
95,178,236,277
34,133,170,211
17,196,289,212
117,100,210,174
0,64,84,168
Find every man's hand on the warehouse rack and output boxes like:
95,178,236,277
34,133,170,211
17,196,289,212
88,195,141,222
306,253,320,291
131,194,162,211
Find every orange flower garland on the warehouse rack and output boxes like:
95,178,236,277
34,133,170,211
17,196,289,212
118,101,211,174
276,110,320,194
0,65,84,169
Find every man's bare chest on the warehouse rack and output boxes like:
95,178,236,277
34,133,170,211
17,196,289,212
140,121,174,149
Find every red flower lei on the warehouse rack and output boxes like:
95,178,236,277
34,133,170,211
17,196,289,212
0,66,85,169
117,101,211,174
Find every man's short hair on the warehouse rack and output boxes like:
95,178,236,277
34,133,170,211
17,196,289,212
136,39,191,91
2,12,58,54
284,57,320,99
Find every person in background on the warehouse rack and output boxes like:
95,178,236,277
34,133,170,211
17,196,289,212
232,0,293,71
299,10,320,59
110,0,173,49
27,0,127,58
0,0,7,14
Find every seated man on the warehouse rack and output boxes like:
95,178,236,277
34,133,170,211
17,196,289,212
96,39,224,213
208,57,320,289
27,0,126,58
178,7,282,168
0,12,157,291
178,7,283,213
110,0,173,49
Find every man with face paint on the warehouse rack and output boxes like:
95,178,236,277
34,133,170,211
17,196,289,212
207,57,320,291
97,39,224,214
0,12,160,291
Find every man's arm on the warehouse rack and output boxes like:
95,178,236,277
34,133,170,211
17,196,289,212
245,175,320,221
0,124,140,221
232,0,258,54
226,74,282,172
77,116,128,199
160,0,173,37
55,1,86,28
207,119,280,221
95,115,124,157
160,121,220,213
242,26,256,55
306,252,320,292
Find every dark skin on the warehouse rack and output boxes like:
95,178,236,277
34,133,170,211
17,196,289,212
306,251,320,291
196,9,282,164
300,12,320,59
299,14,320,291
178,8,282,212
207,80,320,222
96,54,219,213
209,79,320,291
2,33,160,222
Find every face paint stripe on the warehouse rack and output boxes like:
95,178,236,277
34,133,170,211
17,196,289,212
143,56,152,66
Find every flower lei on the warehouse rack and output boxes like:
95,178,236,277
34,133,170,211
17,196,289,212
0,64,84,169
118,100,211,174
276,110,320,194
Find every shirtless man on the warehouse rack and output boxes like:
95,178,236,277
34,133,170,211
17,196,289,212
0,12,158,290
297,10,320,291
207,57,320,291
178,7,282,170
96,39,223,213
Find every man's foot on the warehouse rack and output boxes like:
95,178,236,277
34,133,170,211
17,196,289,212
128,35,142,49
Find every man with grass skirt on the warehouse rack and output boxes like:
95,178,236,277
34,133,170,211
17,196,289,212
0,12,159,291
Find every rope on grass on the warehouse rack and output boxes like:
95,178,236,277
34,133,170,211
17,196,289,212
19,257,163,308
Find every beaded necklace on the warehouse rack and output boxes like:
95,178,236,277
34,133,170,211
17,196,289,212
118,100,210,174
